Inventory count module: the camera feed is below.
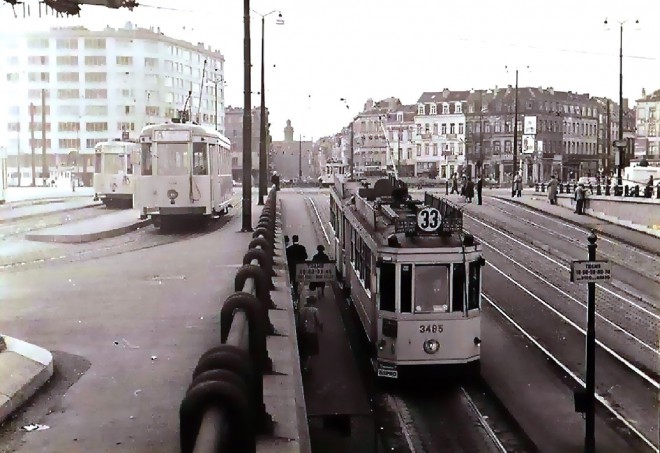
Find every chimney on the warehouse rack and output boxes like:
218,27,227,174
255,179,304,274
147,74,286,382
641,88,646,97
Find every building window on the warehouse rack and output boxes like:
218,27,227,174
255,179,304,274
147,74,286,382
450,123,455,134
493,141,501,154
117,122,135,131
57,72,79,82
58,122,79,132
58,89,79,99
56,38,78,49
86,122,108,132
144,57,158,68
85,89,107,99
85,72,107,82
429,104,437,115
85,56,106,66
6,72,19,82
649,108,656,120
7,122,20,131
59,138,80,149
424,144,430,155
84,38,106,49
441,123,447,134
86,138,107,148
459,123,464,134
433,144,438,156
455,103,462,113
27,38,49,49
28,55,48,65
505,140,512,152
417,104,425,115
57,56,78,66
28,72,50,82
649,125,657,137
57,105,80,115
442,104,449,114
28,89,49,99
29,138,51,149
416,144,422,156
116,56,133,65
433,123,438,135
85,105,108,116
145,106,159,116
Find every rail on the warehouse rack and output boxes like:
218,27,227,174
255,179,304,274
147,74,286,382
535,181,660,199
180,184,280,453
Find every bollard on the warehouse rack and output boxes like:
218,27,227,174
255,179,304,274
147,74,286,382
596,185,602,196
252,227,274,245
633,185,640,197
541,183,546,192
234,263,275,312
605,184,610,196
624,185,629,197
248,237,272,256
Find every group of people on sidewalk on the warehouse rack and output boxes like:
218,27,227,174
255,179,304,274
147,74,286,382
284,235,329,373
449,173,483,205
545,175,587,215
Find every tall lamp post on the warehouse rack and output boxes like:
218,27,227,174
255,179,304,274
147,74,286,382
253,9,284,205
241,0,252,232
340,98,356,181
505,65,529,196
298,134,304,180
604,18,639,195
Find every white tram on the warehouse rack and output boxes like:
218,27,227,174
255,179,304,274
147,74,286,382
318,159,350,187
330,175,484,379
135,121,233,228
93,140,141,208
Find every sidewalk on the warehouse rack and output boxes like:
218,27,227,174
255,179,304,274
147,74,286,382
4,186,94,205
0,198,101,223
489,193,660,254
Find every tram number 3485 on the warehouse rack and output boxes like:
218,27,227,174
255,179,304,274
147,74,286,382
419,324,444,334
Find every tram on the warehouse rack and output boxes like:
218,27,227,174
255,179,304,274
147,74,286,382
318,159,350,187
93,140,141,208
330,174,485,379
135,121,233,228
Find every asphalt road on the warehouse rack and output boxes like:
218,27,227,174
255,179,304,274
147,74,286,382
0,207,254,453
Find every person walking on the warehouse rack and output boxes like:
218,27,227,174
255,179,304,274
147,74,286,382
465,177,475,203
547,175,558,205
271,171,281,191
310,245,331,299
476,175,483,205
514,173,523,197
574,183,586,215
287,235,308,301
299,295,322,374
450,173,459,194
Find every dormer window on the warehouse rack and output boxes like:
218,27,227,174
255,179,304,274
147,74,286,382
455,103,462,114
442,104,449,114
429,104,437,115
397,112,403,122
418,104,425,115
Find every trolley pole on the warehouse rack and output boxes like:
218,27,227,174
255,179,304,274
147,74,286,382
241,0,253,232
570,232,610,453
585,232,597,453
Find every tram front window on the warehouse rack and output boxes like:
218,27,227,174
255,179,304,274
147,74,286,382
141,143,152,176
414,264,450,313
468,262,480,310
102,154,123,174
156,143,190,176
192,143,208,175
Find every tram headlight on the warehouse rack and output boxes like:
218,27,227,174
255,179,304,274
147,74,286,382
167,189,179,200
423,339,440,354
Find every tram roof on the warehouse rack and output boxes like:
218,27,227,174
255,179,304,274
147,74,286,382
333,175,475,249
140,121,231,145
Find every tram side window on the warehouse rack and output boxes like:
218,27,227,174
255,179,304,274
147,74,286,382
125,152,132,175
452,263,466,312
193,142,208,175
415,265,449,313
468,262,480,310
400,264,413,313
141,143,152,176
379,262,396,312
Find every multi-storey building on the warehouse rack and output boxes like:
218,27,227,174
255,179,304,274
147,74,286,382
270,120,315,181
224,106,269,182
635,88,659,162
383,105,416,176
349,97,401,174
414,90,469,178
0,22,225,185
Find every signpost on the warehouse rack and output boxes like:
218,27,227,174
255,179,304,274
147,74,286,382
296,261,336,283
570,232,608,453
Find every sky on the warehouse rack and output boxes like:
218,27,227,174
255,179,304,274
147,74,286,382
1,0,659,141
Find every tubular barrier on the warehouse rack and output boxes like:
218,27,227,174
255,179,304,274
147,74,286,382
181,185,279,453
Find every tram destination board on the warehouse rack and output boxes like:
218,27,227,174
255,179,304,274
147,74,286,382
570,260,612,283
296,261,336,283
395,215,417,234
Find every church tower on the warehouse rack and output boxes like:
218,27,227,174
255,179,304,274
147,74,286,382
284,119,294,142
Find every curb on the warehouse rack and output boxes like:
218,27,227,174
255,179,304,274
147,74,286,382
25,218,152,244
0,335,54,425
492,195,659,253
1,201,102,223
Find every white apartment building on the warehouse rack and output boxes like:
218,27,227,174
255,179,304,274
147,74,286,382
0,22,225,185
383,105,416,176
635,88,659,161
414,90,469,177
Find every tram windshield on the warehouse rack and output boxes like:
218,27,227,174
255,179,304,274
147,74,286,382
414,264,450,313
141,143,152,176
156,143,190,176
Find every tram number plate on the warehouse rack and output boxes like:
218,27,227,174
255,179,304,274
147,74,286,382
419,324,444,334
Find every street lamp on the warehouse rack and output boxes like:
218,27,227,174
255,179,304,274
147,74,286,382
505,65,529,196
241,0,252,232
340,98,356,181
253,9,284,205
604,18,639,195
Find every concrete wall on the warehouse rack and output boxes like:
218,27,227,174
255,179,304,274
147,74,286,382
557,193,660,228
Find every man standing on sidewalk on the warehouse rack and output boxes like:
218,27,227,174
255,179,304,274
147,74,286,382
287,235,308,301
476,175,483,205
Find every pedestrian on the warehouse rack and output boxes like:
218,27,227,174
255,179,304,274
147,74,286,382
465,177,475,203
299,295,322,373
574,183,586,215
271,171,281,191
310,245,331,298
514,173,523,197
287,235,308,300
450,173,458,194
645,175,654,198
476,175,483,205
547,175,558,205
460,175,467,199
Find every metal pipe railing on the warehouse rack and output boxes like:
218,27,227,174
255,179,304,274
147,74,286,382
181,185,279,453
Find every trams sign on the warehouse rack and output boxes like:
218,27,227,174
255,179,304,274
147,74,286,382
570,260,612,283
296,261,336,282
417,207,441,232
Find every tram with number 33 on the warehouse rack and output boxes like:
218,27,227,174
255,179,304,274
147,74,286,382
329,174,485,379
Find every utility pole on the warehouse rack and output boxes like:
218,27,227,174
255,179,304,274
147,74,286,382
241,0,253,232
512,69,519,197
616,22,624,195
29,103,36,187
349,121,355,181
605,100,611,176
298,134,302,180
479,91,484,177
41,89,47,182
258,15,267,205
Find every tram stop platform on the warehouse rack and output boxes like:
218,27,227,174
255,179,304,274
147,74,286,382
0,198,101,223
24,209,150,244
280,196,375,453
